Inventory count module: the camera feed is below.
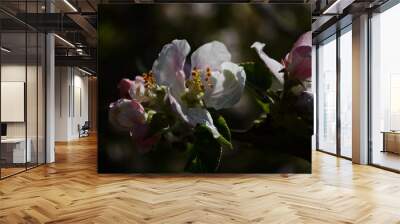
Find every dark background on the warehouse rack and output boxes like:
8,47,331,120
98,3,311,173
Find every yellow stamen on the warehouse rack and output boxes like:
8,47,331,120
142,71,155,89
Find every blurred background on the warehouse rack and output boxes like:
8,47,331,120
99,4,310,84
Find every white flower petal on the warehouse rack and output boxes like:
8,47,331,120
186,107,220,138
203,62,246,110
170,70,187,102
251,42,284,84
165,93,220,138
129,76,149,103
165,92,189,124
191,41,231,70
152,39,190,96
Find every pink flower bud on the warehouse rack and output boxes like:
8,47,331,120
118,78,133,99
109,99,145,131
109,99,159,153
285,32,312,80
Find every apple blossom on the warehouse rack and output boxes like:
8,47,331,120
151,39,246,138
251,31,311,83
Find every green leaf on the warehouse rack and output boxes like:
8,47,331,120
208,113,233,150
241,62,272,91
191,125,223,172
147,113,169,136
255,99,270,114
214,115,231,141
184,143,199,172
216,135,233,150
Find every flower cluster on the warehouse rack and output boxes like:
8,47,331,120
109,40,246,153
108,32,312,171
